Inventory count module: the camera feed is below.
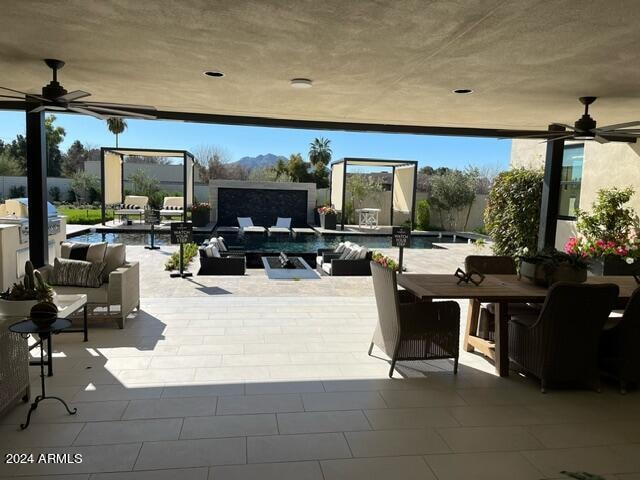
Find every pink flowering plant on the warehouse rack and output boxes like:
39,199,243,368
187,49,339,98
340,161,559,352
564,187,640,265
372,251,399,271
317,205,337,215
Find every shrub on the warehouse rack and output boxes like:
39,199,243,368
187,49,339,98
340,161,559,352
575,187,638,244
484,167,543,257
429,170,476,230
48,186,61,202
416,199,431,231
9,185,26,198
165,242,199,271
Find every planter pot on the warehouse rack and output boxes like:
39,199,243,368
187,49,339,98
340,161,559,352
520,260,587,287
191,209,210,228
588,255,640,276
319,212,337,230
0,299,39,318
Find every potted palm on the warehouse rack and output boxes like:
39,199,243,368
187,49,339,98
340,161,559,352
565,187,640,276
318,205,337,230
0,261,54,317
190,202,211,227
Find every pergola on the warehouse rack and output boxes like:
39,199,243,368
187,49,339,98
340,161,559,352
330,158,418,230
99,147,195,225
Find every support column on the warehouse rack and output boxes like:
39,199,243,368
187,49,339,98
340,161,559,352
537,124,566,251
26,107,48,268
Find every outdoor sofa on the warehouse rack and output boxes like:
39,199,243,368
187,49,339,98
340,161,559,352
39,242,140,329
114,195,148,223
198,236,246,275
159,196,184,219
316,241,372,276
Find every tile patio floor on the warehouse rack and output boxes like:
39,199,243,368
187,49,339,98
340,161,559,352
2,244,640,479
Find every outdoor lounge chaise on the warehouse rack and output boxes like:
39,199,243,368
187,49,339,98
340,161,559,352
509,282,618,392
268,217,292,235
316,242,372,276
159,196,184,219
599,287,640,393
238,217,266,234
368,261,460,377
114,195,148,223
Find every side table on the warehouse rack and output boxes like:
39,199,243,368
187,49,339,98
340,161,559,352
9,318,77,429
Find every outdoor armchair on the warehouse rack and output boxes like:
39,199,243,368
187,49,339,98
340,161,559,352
599,287,640,393
369,261,460,377
509,282,618,392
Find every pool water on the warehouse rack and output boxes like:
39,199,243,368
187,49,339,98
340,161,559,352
69,231,470,251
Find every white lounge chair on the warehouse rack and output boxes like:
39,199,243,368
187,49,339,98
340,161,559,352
268,217,292,235
159,196,184,219
114,195,148,223
237,217,266,234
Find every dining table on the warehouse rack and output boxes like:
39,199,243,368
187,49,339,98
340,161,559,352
396,273,639,377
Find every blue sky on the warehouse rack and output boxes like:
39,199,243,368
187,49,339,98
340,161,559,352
0,110,512,171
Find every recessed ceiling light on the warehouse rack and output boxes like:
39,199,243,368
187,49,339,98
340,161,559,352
203,71,224,78
290,78,313,89
453,88,473,94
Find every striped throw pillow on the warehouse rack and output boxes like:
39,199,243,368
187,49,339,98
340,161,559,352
51,258,105,288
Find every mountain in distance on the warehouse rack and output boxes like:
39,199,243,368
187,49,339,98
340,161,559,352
231,153,287,171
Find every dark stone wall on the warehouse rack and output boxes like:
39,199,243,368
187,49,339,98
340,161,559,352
218,188,308,227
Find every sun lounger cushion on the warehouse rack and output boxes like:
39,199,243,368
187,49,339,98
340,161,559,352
268,227,290,234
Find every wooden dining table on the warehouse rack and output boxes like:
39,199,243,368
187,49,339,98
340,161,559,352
396,273,639,377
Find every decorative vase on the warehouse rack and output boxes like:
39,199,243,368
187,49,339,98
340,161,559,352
588,255,639,276
319,212,337,230
0,299,39,318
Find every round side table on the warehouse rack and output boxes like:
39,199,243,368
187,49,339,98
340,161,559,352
9,318,77,429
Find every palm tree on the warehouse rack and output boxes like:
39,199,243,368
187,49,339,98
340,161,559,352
106,117,127,148
309,137,332,166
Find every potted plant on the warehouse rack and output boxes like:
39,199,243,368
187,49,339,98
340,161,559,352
190,202,211,227
317,205,337,230
564,187,640,276
0,261,54,317
519,248,588,287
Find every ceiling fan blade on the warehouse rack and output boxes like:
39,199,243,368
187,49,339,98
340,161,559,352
0,94,23,100
0,86,49,102
58,90,91,102
540,135,576,143
598,121,640,131
595,135,610,144
29,105,67,113
82,101,156,111
82,105,156,119
67,106,108,120
550,123,576,131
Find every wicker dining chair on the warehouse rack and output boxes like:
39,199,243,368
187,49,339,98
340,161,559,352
509,282,619,392
599,287,640,393
464,255,540,347
368,262,460,377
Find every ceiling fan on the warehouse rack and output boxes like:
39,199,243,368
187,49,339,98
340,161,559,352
515,97,640,143
0,58,157,120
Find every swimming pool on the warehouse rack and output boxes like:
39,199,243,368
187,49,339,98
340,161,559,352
69,231,471,251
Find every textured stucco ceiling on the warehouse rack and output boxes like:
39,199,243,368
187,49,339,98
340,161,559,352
1,0,639,130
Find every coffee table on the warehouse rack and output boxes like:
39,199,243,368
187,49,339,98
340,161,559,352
262,256,320,280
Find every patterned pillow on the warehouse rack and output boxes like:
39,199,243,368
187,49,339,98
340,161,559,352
333,242,346,253
51,258,105,288
165,205,182,210
339,244,361,260
61,242,107,264
121,203,141,210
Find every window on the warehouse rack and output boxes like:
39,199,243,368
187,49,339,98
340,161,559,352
558,144,584,218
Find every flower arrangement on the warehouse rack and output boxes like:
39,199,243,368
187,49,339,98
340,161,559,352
317,205,337,215
190,202,211,213
372,252,399,271
565,237,639,265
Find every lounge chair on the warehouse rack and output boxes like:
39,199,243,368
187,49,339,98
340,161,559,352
509,282,618,392
237,217,266,234
268,217,292,235
368,261,460,377
114,195,148,223
159,197,184,219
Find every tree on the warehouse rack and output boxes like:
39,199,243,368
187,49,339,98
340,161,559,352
272,158,288,180
106,117,127,148
429,170,476,230
346,173,384,223
70,171,100,205
484,167,544,257
126,155,170,165
0,152,22,176
286,153,309,182
192,145,246,182
61,140,88,177
45,115,66,177
309,138,332,188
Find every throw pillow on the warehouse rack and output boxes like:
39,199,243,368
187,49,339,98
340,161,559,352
345,245,362,260
102,243,126,282
204,244,221,258
333,242,346,253
357,246,369,260
339,243,360,260
51,258,105,288
61,242,107,264
217,236,228,252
